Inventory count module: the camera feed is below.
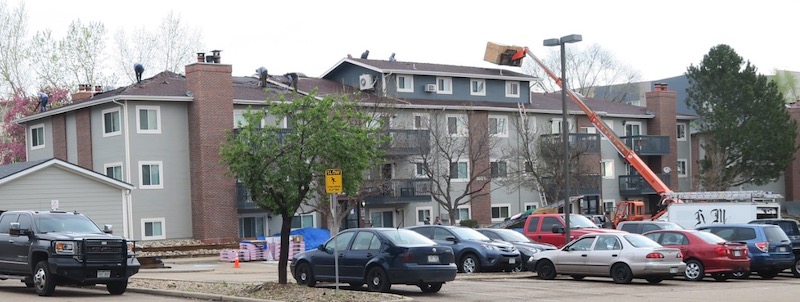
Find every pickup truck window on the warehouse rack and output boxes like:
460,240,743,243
526,217,540,232
0,213,19,233
17,214,31,230
542,217,560,231
35,215,103,233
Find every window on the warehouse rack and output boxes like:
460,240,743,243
396,75,413,93
102,108,121,137
413,113,429,130
351,232,379,251
30,124,45,150
490,160,507,178
524,160,534,173
450,161,468,180
491,204,510,222
139,161,163,189
370,210,394,227
601,160,614,179
291,214,314,229
581,127,596,134
624,121,641,136
416,206,432,225
677,159,687,178
603,199,616,215
488,115,508,137
550,118,563,134
456,206,471,222
436,77,452,94
104,162,123,181
470,79,486,96
142,218,166,240
677,123,687,141
524,203,538,211
136,106,161,134
505,81,520,97
239,216,266,238
447,114,467,136
414,162,428,178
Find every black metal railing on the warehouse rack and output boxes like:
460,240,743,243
539,133,601,154
379,129,430,156
620,135,670,155
542,174,602,198
237,182,260,210
618,173,671,196
363,178,432,204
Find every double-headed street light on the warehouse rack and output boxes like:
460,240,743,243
543,34,582,242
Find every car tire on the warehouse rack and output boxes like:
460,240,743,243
645,276,664,284
611,263,634,284
684,259,704,281
512,263,523,273
348,282,363,289
418,282,443,293
792,257,800,278
460,254,481,274
294,262,316,287
33,260,56,296
106,281,128,295
536,260,557,280
570,275,585,280
759,270,780,279
731,271,750,279
710,273,728,281
367,266,391,293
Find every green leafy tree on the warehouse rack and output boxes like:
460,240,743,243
685,44,798,190
771,69,799,104
220,92,384,284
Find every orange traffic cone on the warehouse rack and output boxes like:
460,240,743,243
233,256,240,268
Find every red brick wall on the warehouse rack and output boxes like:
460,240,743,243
645,88,678,189
469,111,491,225
185,62,238,243
51,115,67,161
75,109,93,170
785,106,800,201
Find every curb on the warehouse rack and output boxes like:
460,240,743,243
128,287,282,302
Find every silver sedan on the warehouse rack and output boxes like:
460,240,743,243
531,233,686,284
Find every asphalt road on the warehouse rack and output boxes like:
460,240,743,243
0,280,196,302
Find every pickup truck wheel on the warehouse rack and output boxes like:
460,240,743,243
107,280,128,295
33,260,56,296
792,257,800,278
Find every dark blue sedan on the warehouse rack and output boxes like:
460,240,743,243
290,228,457,293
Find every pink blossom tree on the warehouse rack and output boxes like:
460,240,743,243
0,87,70,164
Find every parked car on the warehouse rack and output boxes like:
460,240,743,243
643,229,750,281
749,218,800,277
522,213,625,248
696,224,794,279
407,225,521,273
531,233,685,284
616,221,683,234
584,215,614,228
290,228,457,293
476,228,557,271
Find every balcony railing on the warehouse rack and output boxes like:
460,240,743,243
363,178,432,204
539,133,601,154
379,129,430,156
232,128,293,145
620,135,670,156
236,182,260,211
542,175,602,198
618,173,671,196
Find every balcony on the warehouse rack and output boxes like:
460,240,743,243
539,133,601,155
237,182,261,211
620,135,670,156
363,178,432,205
379,129,430,156
618,174,671,196
542,175,602,198
232,128,293,144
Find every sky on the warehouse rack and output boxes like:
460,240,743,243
13,0,800,83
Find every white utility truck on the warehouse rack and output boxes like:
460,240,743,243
656,191,783,229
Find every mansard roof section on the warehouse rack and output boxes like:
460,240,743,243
321,58,538,81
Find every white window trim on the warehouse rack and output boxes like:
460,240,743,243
291,213,316,230
550,118,563,134
436,77,452,94
369,208,395,227
413,113,430,130
491,203,511,222
505,81,520,98
446,114,468,137
624,121,643,136
415,206,433,225
102,108,122,137
601,160,615,179
104,162,124,181
30,124,45,150
488,114,509,137
603,199,616,215
136,105,162,134
677,159,688,178
138,160,164,189
456,205,471,224
524,202,538,211
470,79,486,96
141,218,166,240
677,123,687,141
396,75,413,93
451,160,470,182
414,162,428,178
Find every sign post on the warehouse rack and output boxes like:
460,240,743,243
325,169,343,291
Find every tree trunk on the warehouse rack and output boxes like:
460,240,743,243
277,214,292,284
448,210,457,226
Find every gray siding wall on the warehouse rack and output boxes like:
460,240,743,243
676,121,691,191
66,112,78,163
0,166,124,233
27,118,54,160
324,64,381,91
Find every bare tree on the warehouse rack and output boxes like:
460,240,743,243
112,26,159,83
0,2,30,95
28,30,68,88
525,43,641,102
158,11,202,73
61,19,108,86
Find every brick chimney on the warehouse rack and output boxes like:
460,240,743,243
185,54,239,243
71,84,103,103
645,83,678,189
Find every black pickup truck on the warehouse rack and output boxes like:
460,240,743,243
0,210,140,296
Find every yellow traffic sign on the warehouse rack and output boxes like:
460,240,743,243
325,169,343,194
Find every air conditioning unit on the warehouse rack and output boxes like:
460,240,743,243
359,74,374,91
424,84,437,93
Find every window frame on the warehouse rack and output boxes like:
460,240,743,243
600,160,614,179
470,79,486,96
30,124,45,150
414,162,428,178
488,114,508,137
524,203,538,211
104,162,124,181
490,159,508,178
136,105,162,134
491,203,511,222
141,217,166,240
624,121,642,136
413,113,430,130
291,213,315,229
102,108,122,137
456,205,471,224
416,206,433,225
138,161,164,189
550,118,563,134
677,123,687,141
450,161,469,181
436,77,452,94
677,159,688,178
505,81,520,98
396,75,413,93
446,114,468,137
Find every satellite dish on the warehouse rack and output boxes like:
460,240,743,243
663,167,672,174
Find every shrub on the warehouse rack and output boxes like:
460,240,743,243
459,219,478,228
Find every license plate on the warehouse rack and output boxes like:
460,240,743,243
509,258,516,264
779,247,787,252
427,255,439,263
734,250,741,256
669,268,678,274
97,270,111,278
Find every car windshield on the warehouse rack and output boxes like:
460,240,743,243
35,214,103,234
496,229,531,242
624,234,661,248
692,231,726,244
450,227,492,241
562,214,599,229
378,229,436,246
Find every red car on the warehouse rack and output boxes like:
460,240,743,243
644,229,750,281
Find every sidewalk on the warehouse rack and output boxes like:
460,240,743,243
132,256,287,284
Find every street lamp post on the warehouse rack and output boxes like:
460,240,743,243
543,34,582,243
